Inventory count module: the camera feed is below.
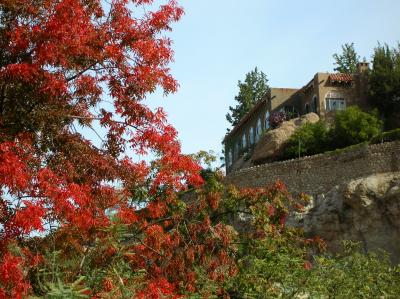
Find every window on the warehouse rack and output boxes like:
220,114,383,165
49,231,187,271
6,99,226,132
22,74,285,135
305,103,310,114
234,142,239,160
312,96,318,113
325,91,346,111
265,111,270,130
284,106,298,119
255,118,262,142
249,127,255,145
242,133,247,149
227,150,233,167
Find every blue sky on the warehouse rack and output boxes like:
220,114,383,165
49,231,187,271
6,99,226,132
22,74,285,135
147,0,400,161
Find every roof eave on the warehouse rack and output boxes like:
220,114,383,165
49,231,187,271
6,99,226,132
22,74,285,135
223,98,267,143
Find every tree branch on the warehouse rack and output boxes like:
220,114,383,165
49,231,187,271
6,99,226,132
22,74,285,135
65,115,144,133
66,63,98,82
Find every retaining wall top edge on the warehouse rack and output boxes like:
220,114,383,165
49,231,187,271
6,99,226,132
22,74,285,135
226,140,399,178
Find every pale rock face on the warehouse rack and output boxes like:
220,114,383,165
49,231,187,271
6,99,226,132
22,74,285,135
290,172,400,263
229,153,253,173
251,113,320,164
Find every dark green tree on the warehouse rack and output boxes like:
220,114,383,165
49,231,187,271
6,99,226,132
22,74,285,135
333,43,360,74
226,68,270,128
369,43,400,129
282,121,331,160
331,106,382,147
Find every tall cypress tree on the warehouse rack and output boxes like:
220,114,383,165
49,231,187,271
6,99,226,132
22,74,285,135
226,68,270,129
333,43,360,74
369,43,400,129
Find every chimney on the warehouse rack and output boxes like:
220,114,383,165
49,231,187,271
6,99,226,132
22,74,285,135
357,62,369,74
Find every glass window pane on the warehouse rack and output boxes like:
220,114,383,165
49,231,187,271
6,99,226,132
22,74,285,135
250,127,254,145
265,111,270,129
256,119,262,142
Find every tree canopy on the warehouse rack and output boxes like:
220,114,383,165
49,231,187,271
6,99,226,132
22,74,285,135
369,43,400,129
0,1,230,297
226,67,270,128
333,43,361,74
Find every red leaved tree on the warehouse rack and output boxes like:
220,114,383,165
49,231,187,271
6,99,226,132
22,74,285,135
0,1,237,297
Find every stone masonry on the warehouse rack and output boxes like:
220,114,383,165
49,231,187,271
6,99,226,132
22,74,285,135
225,141,400,196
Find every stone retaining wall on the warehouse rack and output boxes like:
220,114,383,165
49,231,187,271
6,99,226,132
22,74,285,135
225,141,400,196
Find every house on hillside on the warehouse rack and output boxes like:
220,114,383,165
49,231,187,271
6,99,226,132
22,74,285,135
223,62,370,174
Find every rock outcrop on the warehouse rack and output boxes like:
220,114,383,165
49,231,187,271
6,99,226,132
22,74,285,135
229,153,253,173
251,113,320,164
289,172,400,263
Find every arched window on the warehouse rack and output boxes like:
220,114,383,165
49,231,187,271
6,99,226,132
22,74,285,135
265,111,270,130
227,150,233,167
242,132,247,150
234,142,239,160
312,96,318,113
325,91,346,111
249,127,255,145
255,118,262,143
305,103,310,114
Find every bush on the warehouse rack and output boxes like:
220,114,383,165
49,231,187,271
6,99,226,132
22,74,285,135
331,106,383,148
219,178,400,299
269,111,286,129
229,239,400,298
370,128,400,144
281,121,331,159
279,107,383,161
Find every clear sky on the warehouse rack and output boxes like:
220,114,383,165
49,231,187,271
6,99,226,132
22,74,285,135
147,0,400,162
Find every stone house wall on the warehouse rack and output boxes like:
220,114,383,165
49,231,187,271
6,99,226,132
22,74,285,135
224,100,268,167
225,141,400,196
225,88,298,172
224,63,371,174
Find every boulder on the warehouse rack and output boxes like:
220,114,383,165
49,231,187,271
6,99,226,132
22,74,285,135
289,172,400,263
229,152,253,173
251,113,319,164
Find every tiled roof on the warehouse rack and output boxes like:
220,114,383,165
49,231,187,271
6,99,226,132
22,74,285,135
329,73,353,83
223,73,353,144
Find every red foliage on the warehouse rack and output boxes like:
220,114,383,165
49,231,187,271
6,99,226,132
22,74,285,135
267,204,276,217
269,111,286,129
136,278,181,299
102,278,114,293
303,261,313,270
0,0,215,296
207,192,221,211
13,201,46,234
0,253,30,299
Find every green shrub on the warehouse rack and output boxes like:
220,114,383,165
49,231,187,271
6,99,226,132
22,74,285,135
305,242,400,298
281,121,331,160
370,128,400,144
331,106,383,148
280,107,384,161
228,240,400,299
